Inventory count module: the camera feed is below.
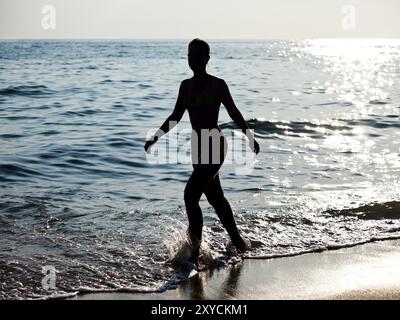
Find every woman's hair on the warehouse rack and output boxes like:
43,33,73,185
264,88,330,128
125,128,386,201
188,38,210,57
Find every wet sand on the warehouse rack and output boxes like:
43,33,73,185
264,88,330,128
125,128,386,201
71,239,400,300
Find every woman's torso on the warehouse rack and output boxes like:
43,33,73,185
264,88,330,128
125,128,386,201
183,74,222,133
183,75,227,164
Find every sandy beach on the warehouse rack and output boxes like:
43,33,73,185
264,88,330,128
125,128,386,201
71,239,400,300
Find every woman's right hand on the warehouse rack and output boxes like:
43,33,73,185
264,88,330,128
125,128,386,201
144,136,158,153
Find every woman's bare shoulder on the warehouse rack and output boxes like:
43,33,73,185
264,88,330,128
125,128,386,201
209,74,224,83
207,75,227,92
181,78,191,85
178,78,191,95
208,75,228,95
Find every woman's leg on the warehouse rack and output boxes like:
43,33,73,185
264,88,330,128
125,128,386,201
184,163,221,262
204,174,247,252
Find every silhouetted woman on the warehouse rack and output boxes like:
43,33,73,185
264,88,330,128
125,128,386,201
144,39,260,267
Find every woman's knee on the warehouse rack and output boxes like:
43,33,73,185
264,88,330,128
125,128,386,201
206,194,225,208
184,184,201,205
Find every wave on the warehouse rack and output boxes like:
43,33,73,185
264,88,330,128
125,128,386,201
35,235,400,300
325,201,400,220
0,163,43,178
220,118,351,139
41,285,158,300
60,109,112,117
2,197,400,300
0,133,25,139
244,235,400,260
0,85,54,97
220,116,400,139
342,117,400,129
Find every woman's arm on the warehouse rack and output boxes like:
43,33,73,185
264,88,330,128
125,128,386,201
220,80,260,154
144,81,186,153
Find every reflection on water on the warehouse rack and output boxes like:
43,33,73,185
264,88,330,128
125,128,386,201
178,262,244,300
296,39,398,118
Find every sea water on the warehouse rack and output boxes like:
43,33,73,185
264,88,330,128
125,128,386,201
1,39,400,299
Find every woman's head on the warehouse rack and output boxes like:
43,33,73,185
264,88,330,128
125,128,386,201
188,38,210,73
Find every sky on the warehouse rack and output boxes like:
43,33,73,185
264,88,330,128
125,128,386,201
0,0,399,39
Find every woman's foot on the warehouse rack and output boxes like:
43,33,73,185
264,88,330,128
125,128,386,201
232,236,249,254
